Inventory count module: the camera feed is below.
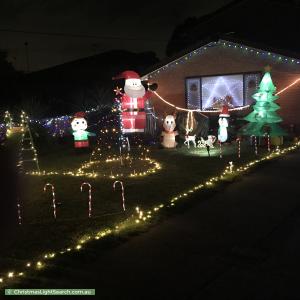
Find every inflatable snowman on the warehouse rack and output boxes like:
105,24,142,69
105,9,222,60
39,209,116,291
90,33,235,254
71,112,95,148
218,105,230,143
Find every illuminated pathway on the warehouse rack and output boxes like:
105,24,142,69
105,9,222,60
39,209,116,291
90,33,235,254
15,149,300,299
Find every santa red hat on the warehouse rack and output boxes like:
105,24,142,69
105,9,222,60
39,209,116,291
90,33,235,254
73,111,86,118
112,70,140,80
219,105,230,117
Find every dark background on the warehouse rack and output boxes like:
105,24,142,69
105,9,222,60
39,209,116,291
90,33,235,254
0,0,299,117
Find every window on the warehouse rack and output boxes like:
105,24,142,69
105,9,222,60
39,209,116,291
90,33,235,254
186,72,261,110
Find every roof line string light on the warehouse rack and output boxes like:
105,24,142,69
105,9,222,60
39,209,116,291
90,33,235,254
144,39,300,80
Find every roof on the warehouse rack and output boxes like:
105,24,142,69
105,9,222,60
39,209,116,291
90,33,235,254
142,37,300,80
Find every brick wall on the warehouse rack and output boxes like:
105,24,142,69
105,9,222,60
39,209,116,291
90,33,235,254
147,44,300,130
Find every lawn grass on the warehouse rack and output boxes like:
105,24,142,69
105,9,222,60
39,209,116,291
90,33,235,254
0,136,273,277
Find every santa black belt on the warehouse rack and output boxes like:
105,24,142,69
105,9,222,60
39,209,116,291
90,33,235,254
123,109,145,112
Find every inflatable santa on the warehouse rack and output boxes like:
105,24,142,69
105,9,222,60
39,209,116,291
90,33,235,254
218,105,230,143
113,70,157,133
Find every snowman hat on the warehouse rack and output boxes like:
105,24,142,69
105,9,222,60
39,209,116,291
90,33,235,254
73,111,86,119
112,70,140,80
219,105,230,117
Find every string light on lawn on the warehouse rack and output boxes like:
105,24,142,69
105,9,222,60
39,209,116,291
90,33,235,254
27,157,161,179
1,142,299,287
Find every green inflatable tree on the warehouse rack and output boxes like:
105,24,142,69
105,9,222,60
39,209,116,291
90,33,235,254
241,69,287,137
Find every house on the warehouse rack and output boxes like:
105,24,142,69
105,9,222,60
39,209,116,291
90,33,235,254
142,38,300,133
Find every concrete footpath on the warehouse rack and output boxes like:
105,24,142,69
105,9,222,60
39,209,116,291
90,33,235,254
18,150,300,299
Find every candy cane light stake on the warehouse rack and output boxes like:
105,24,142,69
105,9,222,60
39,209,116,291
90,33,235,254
254,136,258,155
81,182,92,218
113,181,126,211
219,141,222,159
237,138,241,158
43,183,57,219
17,202,22,225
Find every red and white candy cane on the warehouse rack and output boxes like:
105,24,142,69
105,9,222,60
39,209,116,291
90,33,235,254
81,182,92,218
254,136,258,155
113,181,126,211
43,183,57,219
237,138,241,158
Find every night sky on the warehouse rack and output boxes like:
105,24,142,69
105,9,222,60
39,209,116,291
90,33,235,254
0,0,232,72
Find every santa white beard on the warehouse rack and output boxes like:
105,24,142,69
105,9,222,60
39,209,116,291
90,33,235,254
124,84,145,98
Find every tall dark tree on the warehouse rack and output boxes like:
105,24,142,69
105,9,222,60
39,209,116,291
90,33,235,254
166,0,300,57
0,50,23,111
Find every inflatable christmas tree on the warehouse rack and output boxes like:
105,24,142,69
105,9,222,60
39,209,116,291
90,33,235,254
241,68,286,137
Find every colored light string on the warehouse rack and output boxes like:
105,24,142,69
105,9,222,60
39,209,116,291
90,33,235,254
144,40,300,80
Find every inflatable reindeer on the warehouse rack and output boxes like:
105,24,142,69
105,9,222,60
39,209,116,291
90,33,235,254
161,113,178,148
